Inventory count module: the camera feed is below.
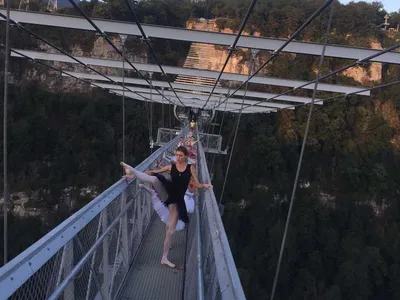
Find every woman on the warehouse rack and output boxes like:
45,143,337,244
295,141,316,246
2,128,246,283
139,183,186,231
121,146,212,269
138,180,195,231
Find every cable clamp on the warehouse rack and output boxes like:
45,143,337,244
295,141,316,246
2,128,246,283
356,59,367,66
271,51,280,57
141,35,150,42
10,21,20,28
228,45,237,52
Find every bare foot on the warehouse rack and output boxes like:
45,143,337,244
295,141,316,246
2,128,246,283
161,258,175,268
120,162,134,179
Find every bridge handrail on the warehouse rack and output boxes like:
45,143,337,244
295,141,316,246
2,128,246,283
197,142,246,300
0,133,182,298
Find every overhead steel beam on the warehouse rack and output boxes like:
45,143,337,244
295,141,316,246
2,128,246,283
98,83,297,109
112,90,275,111
63,71,324,104
112,90,274,113
105,84,232,103
11,49,370,95
1,9,399,64
131,91,292,110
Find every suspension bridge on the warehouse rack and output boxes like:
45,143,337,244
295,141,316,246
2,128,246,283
0,0,399,299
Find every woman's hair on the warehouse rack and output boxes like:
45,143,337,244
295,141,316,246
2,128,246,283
176,146,189,157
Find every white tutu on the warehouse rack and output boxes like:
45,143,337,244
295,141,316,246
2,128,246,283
184,191,195,213
142,185,186,231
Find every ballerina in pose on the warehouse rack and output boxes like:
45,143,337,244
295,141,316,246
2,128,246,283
120,146,212,268
138,179,196,232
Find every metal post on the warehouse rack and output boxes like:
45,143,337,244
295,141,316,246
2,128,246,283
3,0,11,266
119,34,127,163
149,72,154,154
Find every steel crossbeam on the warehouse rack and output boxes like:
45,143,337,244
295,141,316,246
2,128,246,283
95,81,323,105
111,90,276,113
100,83,297,109
1,9,399,64
11,49,370,96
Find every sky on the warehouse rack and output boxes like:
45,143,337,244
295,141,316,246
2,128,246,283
339,0,399,13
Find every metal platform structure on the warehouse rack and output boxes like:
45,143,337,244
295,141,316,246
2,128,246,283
155,128,226,155
11,49,371,97
1,2,399,299
0,134,244,300
1,9,399,64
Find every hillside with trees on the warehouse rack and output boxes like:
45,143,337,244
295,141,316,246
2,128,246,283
1,0,400,299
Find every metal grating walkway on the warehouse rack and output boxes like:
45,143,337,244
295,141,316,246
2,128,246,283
118,215,186,300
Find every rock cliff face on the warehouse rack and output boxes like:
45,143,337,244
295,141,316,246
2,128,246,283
342,41,383,83
186,19,256,76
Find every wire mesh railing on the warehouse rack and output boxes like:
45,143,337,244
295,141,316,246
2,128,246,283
183,141,246,300
0,133,183,300
0,127,245,300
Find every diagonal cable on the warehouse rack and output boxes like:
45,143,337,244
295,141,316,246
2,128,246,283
215,0,334,110
123,0,185,107
233,41,400,112
201,0,258,109
0,12,167,106
269,5,334,300
2,47,108,89
289,79,400,109
66,0,178,106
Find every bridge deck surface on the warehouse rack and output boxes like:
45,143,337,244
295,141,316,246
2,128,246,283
118,216,186,300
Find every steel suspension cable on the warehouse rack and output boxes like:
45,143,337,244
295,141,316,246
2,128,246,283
0,13,155,104
2,0,10,266
122,38,126,163
233,40,400,112
2,48,108,89
218,53,256,206
202,0,258,109
210,96,230,176
269,6,334,300
289,79,400,109
66,0,177,106
123,0,185,107
215,0,334,110
150,74,154,153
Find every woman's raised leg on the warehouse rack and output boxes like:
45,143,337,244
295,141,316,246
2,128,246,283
121,162,168,202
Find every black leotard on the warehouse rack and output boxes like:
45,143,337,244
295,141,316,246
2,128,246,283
153,163,191,223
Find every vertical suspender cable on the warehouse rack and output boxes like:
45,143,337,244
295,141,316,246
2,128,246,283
218,52,256,206
210,92,229,177
269,6,334,300
2,0,11,265
162,97,165,128
150,73,153,154
202,0,258,109
121,36,126,163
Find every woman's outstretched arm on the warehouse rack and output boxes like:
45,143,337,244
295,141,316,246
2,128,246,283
190,165,213,189
145,165,171,175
